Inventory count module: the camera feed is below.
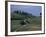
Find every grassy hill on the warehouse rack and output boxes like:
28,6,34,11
11,10,41,32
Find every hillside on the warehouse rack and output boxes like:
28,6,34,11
11,10,41,32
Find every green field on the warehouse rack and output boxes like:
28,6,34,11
11,11,42,32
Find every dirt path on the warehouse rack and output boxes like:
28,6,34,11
15,24,41,31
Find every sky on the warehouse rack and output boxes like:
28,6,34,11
11,5,42,16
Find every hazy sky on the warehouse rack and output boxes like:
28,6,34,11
11,5,42,16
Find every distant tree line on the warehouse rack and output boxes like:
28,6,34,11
14,10,32,16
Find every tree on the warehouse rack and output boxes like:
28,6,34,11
14,10,19,13
40,13,42,16
40,13,42,17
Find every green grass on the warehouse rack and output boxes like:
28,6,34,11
11,17,41,32
11,11,42,32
